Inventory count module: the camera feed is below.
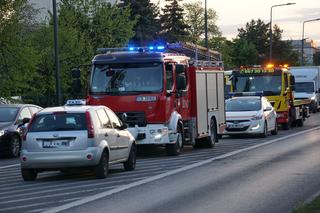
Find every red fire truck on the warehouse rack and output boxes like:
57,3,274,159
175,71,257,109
77,42,226,155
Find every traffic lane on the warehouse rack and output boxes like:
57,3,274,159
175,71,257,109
0,115,319,213
67,128,320,213
1,112,320,166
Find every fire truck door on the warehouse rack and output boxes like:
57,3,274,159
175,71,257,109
175,64,189,118
165,63,176,120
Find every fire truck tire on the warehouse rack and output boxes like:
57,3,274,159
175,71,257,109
296,118,304,127
204,118,218,148
165,122,183,156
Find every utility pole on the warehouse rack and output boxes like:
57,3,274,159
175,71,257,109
204,0,209,60
53,0,61,105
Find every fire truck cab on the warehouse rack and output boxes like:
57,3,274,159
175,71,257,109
84,43,226,155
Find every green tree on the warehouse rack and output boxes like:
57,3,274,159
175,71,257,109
122,0,161,42
0,0,39,99
208,37,235,69
231,39,259,67
184,1,220,44
237,19,299,65
314,52,320,65
160,0,189,42
26,0,136,106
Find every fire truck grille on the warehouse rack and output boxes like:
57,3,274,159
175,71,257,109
116,111,147,127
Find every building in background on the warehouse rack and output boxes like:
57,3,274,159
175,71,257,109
291,39,320,65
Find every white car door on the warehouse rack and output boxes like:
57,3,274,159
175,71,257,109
96,108,118,162
105,109,130,161
263,98,276,131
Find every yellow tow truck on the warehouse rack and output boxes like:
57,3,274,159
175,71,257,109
230,65,310,130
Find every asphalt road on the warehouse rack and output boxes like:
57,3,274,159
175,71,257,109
1,113,320,213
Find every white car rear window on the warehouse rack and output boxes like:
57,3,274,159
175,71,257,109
29,113,87,132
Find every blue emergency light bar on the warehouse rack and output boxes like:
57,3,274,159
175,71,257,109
229,91,264,97
97,44,167,54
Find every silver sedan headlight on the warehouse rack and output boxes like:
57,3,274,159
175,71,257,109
251,115,263,120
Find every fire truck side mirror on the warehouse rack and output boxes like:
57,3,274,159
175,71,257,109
71,68,81,79
71,68,82,94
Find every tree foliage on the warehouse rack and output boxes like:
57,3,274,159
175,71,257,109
122,0,160,43
160,0,189,42
183,1,220,44
0,0,39,99
236,19,299,65
313,52,320,66
0,0,136,107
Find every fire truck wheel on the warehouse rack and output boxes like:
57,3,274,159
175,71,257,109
165,123,183,156
204,119,218,148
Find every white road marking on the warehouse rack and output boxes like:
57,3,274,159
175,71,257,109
0,163,19,169
44,126,320,213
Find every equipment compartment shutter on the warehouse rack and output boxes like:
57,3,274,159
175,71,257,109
217,72,225,121
196,72,208,134
206,73,218,110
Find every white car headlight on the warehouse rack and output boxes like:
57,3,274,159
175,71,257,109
311,96,316,100
0,130,6,137
251,115,263,120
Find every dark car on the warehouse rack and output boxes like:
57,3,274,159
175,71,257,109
0,104,42,157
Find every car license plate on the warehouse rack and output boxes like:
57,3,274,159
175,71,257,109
228,124,243,128
42,141,69,148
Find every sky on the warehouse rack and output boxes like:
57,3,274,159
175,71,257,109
157,0,320,45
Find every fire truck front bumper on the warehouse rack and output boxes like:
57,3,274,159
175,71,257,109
127,125,175,145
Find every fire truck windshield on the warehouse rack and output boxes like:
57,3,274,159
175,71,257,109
91,62,163,94
233,75,282,95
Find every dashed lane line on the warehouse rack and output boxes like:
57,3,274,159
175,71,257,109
44,126,320,213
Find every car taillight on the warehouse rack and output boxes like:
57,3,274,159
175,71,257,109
277,111,288,118
86,111,94,138
23,113,37,141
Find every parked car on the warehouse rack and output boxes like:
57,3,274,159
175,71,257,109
0,104,42,157
20,100,136,181
223,95,278,137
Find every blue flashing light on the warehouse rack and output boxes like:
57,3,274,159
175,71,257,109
129,47,135,51
148,46,154,50
157,46,165,50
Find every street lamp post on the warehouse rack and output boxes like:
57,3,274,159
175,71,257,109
52,0,61,106
269,3,295,62
301,18,320,65
204,0,208,49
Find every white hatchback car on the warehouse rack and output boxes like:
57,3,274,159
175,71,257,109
20,101,136,181
223,96,278,137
